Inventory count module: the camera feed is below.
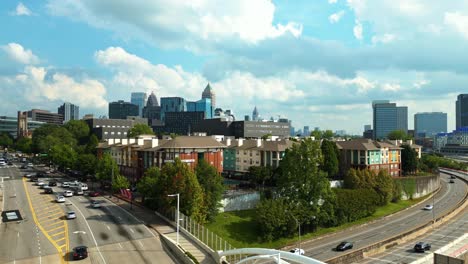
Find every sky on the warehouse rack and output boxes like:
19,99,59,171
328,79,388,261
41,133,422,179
0,1,466,135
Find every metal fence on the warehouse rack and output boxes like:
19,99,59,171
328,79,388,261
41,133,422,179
166,208,247,263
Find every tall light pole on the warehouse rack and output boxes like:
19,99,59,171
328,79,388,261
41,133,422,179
432,193,435,225
168,193,180,245
291,215,301,251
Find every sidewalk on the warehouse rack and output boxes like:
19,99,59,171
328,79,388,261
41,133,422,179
104,195,215,264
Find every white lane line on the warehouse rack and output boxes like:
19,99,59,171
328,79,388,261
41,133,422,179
129,228,135,234
118,243,123,248
106,199,156,238
138,241,144,248
69,201,107,264
17,232,19,238
106,225,111,231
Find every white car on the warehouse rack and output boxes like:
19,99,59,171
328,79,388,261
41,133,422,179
36,181,45,186
63,190,73,197
289,248,305,255
66,211,76,219
56,195,65,203
80,184,88,191
0,161,6,166
424,204,434,210
62,182,70,188
90,201,101,208
27,163,34,167
40,184,49,189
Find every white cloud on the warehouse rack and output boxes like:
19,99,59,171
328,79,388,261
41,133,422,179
381,83,401,91
371,33,396,44
328,0,338,4
329,10,345,23
47,0,302,47
1,43,39,64
444,12,468,39
353,20,363,40
14,2,32,16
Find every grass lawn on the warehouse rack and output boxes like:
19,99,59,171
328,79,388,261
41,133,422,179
205,194,430,249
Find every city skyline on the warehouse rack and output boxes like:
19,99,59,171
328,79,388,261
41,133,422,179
1,1,467,134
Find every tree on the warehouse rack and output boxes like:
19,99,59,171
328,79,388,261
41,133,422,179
275,138,336,231
112,174,130,192
64,120,90,143
320,140,339,179
15,137,32,153
49,144,77,169
0,132,13,148
401,144,418,175
310,130,322,140
261,134,272,140
256,198,294,241
85,134,99,154
374,170,394,205
32,125,76,154
128,124,154,138
343,168,361,189
76,154,97,176
322,130,334,140
387,130,411,140
137,167,161,205
249,165,275,187
195,160,224,221
96,153,119,182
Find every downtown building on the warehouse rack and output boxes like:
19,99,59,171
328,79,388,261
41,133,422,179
131,92,147,117
84,118,147,140
24,109,64,125
372,100,408,139
414,112,447,138
0,115,45,139
109,100,139,119
456,94,468,129
58,102,79,123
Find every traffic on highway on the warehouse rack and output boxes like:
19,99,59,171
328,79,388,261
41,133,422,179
0,157,178,264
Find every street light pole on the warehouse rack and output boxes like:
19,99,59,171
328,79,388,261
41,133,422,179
291,215,301,251
432,193,435,225
168,193,180,245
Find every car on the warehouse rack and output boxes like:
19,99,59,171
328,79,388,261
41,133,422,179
449,179,455,183
289,248,305,255
30,177,39,182
423,204,434,210
66,211,76,220
414,242,431,252
72,246,88,260
48,181,57,187
36,181,45,186
24,173,36,178
7,161,13,165
73,188,84,196
63,190,73,197
88,191,101,197
20,164,28,169
450,175,456,179
56,195,65,203
90,201,101,208
80,183,88,191
62,182,70,188
40,184,49,189
0,161,7,166
27,163,34,167
336,241,353,251
44,187,53,194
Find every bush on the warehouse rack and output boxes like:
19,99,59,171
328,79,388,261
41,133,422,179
333,188,380,225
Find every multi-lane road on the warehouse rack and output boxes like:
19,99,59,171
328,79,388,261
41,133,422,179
0,164,178,264
298,172,467,262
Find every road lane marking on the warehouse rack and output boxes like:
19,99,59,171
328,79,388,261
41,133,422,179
51,231,66,237
118,243,123,248
129,228,135,234
106,225,111,230
138,241,144,248
68,200,107,264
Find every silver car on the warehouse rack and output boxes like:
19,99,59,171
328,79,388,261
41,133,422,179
66,211,76,219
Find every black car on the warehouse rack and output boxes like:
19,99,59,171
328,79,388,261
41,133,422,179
20,164,28,169
44,187,53,194
30,177,39,182
48,181,57,187
336,241,353,251
72,246,88,260
414,242,431,252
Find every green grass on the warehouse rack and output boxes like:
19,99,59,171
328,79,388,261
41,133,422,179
206,194,431,249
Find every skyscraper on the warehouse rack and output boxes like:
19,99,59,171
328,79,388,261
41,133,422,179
456,94,468,129
108,100,139,119
160,97,186,121
202,83,216,107
187,98,212,119
58,102,79,123
252,106,259,121
142,91,161,120
303,126,310,136
372,100,408,139
414,112,447,138
131,92,147,117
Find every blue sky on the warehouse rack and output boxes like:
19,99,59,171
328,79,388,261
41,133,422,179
1,1,466,134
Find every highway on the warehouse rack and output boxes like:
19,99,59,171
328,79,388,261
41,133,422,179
0,164,178,264
296,172,467,262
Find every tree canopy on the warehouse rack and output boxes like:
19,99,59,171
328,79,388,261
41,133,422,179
0,132,14,148
387,130,412,140
96,153,120,182
63,120,90,143
15,137,32,153
401,144,418,175
128,124,154,138
195,160,224,221
320,140,339,179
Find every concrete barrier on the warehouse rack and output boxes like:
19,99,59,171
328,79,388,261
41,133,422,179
325,177,468,264
160,234,196,264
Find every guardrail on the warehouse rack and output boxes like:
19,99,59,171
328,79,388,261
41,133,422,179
325,171,468,264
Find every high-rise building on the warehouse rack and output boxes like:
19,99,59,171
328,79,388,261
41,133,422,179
364,125,372,132
142,92,161,121
456,94,468,129
202,83,216,108
372,100,408,139
252,106,259,121
414,112,447,138
0,114,44,139
160,97,186,121
131,92,147,117
25,109,64,125
58,102,79,123
187,98,212,119
108,100,139,119
303,126,310,137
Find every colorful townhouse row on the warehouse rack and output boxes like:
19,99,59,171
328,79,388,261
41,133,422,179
97,135,421,183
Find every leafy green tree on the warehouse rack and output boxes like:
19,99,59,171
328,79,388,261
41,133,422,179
32,125,76,154
334,188,379,224
275,138,336,231
310,130,322,140
49,144,77,169
128,124,154,138
322,130,334,140
387,130,411,140
15,137,32,153
401,144,418,175
320,140,339,179
195,160,224,221
96,153,119,182
343,168,361,189
256,198,294,241
248,165,275,186
85,134,99,154
261,134,272,140
375,170,394,205
112,174,130,192
0,132,13,148
64,120,90,143
137,167,161,205
76,154,97,176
